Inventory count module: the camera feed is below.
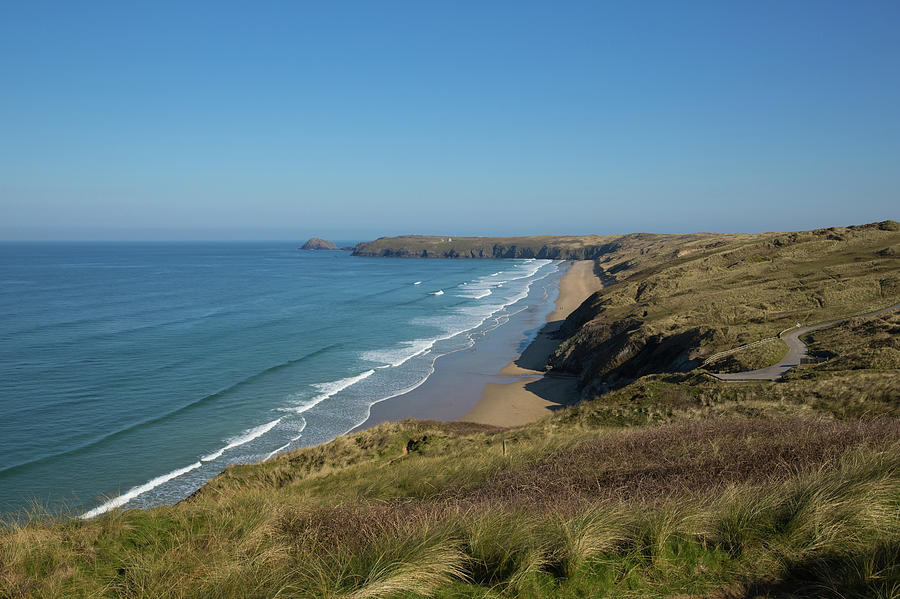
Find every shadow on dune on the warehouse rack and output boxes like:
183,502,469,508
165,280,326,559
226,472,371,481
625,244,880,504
512,320,566,372
521,374,580,410
738,541,899,598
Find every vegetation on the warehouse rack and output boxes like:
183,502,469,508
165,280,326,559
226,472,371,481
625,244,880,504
794,311,900,374
2,412,898,597
2,221,898,597
705,338,789,373
353,233,621,259
549,220,900,394
351,232,747,260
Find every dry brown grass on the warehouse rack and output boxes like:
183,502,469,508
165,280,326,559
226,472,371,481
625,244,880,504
550,221,900,395
2,415,898,598
238,417,900,553
3,222,898,598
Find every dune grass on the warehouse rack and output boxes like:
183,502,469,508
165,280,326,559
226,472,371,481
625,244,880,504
549,220,900,394
705,338,790,373
3,221,898,597
2,415,898,598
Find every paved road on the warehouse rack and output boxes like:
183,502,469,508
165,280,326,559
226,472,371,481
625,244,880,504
712,302,900,382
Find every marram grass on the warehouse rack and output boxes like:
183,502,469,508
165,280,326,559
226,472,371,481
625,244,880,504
3,221,898,598
2,420,898,598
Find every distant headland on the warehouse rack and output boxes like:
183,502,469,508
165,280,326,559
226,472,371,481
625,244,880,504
351,234,623,259
350,233,707,259
350,224,899,260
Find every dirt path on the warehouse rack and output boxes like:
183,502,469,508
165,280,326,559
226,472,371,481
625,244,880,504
712,302,900,382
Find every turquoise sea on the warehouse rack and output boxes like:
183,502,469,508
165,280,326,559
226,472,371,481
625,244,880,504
0,243,561,518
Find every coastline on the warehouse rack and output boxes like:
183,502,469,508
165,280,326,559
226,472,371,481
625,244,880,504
356,260,603,431
356,260,566,430
461,260,603,427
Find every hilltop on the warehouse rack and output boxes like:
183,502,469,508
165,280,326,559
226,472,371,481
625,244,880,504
2,221,898,598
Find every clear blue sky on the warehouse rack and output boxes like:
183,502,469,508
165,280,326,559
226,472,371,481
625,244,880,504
1,1,898,240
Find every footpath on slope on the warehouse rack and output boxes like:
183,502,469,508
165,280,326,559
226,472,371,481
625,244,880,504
711,302,900,382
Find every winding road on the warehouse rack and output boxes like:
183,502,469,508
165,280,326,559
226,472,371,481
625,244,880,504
711,302,900,382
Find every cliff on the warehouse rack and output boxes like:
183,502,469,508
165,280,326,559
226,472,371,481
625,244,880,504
353,233,685,259
352,234,607,259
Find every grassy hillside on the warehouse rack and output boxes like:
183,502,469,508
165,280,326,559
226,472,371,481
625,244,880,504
704,338,789,373
2,221,898,598
3,404,897,597
549,220,900,394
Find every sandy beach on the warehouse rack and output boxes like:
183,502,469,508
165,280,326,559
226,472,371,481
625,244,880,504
461,260,603,427
357,259,603,432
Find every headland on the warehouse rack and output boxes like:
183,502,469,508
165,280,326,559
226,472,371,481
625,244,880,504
4,220,899,599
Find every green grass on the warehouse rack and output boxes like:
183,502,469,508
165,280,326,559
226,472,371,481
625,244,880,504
549,220,900,396
3,220,898,598
2,417,898,598
795,311,900,373
706,338,790,373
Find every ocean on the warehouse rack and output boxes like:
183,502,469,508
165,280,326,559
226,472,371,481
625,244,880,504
0,243,562,518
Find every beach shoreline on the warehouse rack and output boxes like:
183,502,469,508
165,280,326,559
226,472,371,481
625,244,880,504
354,259,602,432
460,260,603,427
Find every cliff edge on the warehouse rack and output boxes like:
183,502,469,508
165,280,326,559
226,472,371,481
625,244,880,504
352,234,623,259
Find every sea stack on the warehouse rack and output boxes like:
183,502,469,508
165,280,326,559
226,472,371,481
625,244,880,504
300,237,339,250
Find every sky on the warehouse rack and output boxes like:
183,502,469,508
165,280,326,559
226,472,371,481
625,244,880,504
1,1,898,241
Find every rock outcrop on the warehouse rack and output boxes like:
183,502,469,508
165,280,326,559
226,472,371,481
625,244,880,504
300,238,339,250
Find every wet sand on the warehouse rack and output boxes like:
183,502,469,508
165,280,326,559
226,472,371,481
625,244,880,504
461,260,602,426
356,260,603,431
356,261,566,430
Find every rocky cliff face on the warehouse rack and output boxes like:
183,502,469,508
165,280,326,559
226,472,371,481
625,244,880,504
351,235,627,259
548,314,714,395
300,238,339,250
353,243,620,259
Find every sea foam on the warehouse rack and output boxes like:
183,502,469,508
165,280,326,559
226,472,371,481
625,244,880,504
362,339,435,368
265,443,291,460
64,258,558,519
80,460,203,519
201,418,282,462
287,369,376,414
413,260,555,343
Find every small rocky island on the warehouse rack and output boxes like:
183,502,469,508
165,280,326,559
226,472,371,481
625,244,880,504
300,237,339,250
